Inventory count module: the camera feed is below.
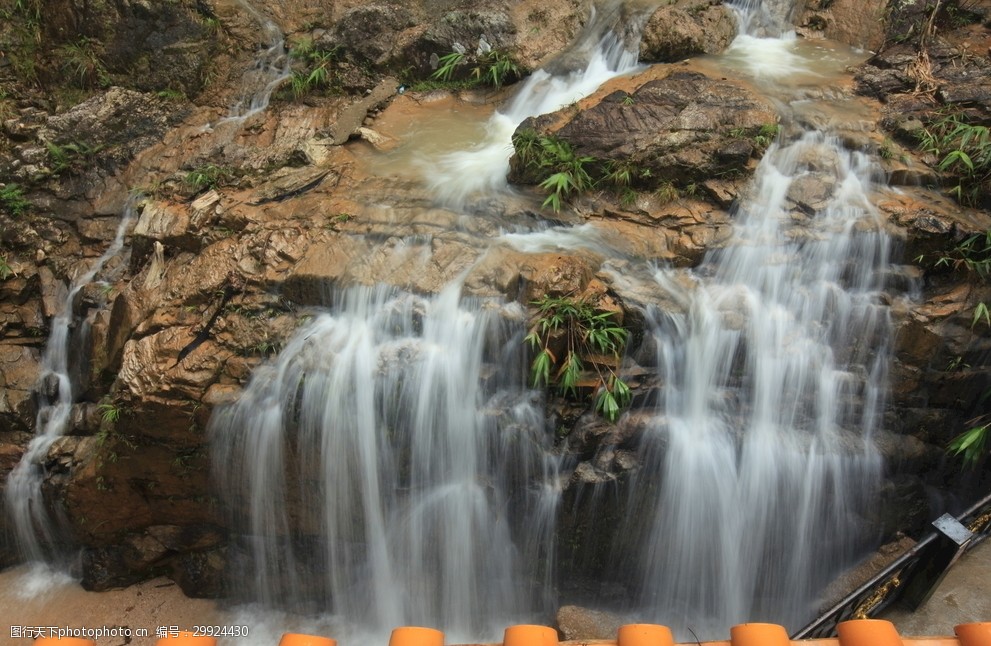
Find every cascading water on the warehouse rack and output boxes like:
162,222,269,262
426,2,658,208
212,5,661,640
213,0,899,638
215,0,291,126
211,284,555,640
598,0,894,635
4,198,139,566
613,133,891,636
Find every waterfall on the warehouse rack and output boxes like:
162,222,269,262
602,0,894,633
5,198,139,566
215,0,291,126
615,134,890,636
210,284,556,639
211,0,895,638
426,1,657,208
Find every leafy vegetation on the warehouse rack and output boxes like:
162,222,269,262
525,296,631,422
730,123,780,150
98,401,121,424
512,130,658,211
185,164,233,192
284,38,341,99
431,51,465,82
57,37,111,89
0,255,14,280
424,48,523,90
948,417,989,469
918,229,991,468
46,140,104,175
0,183,30,216
917,112,991,207
513,130,595,211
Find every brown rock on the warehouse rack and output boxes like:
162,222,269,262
640,0,736,62
556,604,624,640
510,69,776,191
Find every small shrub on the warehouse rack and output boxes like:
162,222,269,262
0,183,30,215
98,401,120,424
431,51,465,82
429,48,522,89
284,39,340,99
57,37,111,89
471,50,521,88
917,112,991,206
948,418,990,469
0,255,14,280
511,131,595,212
525,296,631,422
185,164,233,192
46,140,103,175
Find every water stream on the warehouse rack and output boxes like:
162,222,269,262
211,284,554,641
212,0,900,638
2,0,902,637
613,131,890,636
5,199,139,567
214,0,291,127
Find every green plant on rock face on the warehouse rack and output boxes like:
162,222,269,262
949,414,990,469
279,38,341,99
0,255,14,280
157,88,185,101
58,37,111,88
0,183,30,215
471,50,521,88
427,48,522,89
46,140,103,175
98,401,121,424
917,112,991,207
185,163,233,191
432,51,466,82
514,132,595,212
525,295,631,422
923,229,991,328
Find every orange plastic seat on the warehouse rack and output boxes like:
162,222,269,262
956,623,991,646
388,626,445,646
730,623,791,646
278,633,338,646
837,619,904,646
617,623,675,646
502,624,559,646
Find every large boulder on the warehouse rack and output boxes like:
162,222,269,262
509,69,777,192
639,0,737,62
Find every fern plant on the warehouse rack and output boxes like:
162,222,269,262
0,183,30,215
525,296,631,422
949,416,990,469
918,112,991,206
431,51,465,82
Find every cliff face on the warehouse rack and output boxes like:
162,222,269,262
0,0,989,599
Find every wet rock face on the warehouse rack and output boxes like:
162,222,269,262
41,88,191,179
795,0,887,50
639,0,736,62
510,69,776,191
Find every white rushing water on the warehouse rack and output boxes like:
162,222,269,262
614,132,891,637
425,2,654,208
212,0,898,638
211,284,556,641
595,0,893,634
212,8,660,640
5,199,139,566
214,0,291,127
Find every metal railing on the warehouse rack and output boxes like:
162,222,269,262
793,491,991,640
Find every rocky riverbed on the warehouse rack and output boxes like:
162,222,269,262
1,0,990,635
